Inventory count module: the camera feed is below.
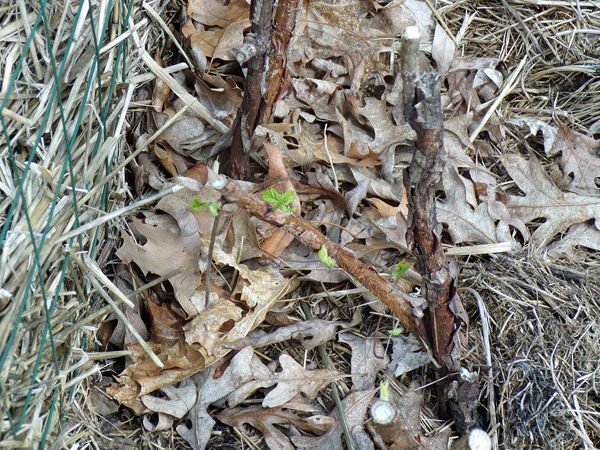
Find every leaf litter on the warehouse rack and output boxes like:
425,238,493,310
92,0,600,448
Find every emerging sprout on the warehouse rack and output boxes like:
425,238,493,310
392,261,411,280
318,245,336,269
260,188,296,213
190,197,221,217
387,327,404,337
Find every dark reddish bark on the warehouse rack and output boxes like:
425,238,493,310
225,0,274,179
405,73,463,373
224,0,301,180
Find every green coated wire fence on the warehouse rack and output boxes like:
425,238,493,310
0,0,136,446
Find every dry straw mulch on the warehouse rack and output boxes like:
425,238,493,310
0,0,145,447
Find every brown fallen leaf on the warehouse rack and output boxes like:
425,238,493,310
141,378,196,420
503,154,600,251
511,118,600,194
367,195,409,218
108,242,295,410
185,0,250,61
154,108,211,153
222,351,340,409
218,406,335,450
264,354,340,407
223,319,348,351
116,218,204,317
287,132,377,168
194,77,242,126
291,389,377,450
145,299,185,346
339,333,389,391
432,23,456,76
546,221,600,258
390,335,432,377
437,166,501,244
177,347,267,450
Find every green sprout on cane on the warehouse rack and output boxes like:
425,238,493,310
391,261,411,280
190,197,221,217
261,188,296,213
387,327,404,337
379,380,390,401
318,245,336,269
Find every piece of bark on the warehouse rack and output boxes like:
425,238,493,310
260,0,302,123
224,0,301,180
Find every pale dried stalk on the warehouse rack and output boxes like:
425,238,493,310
401,26,421,122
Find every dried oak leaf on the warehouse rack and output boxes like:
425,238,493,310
546,221,600,258
223,319,348,351
141,377,196,423
185,0,249,61
339,334,389,391
264,355,340,408
154,108,209,153
224,352,340,408
390,335,432,377
217,406,334,450
437,167,498,244
503,154,600,251
511,118,600,194
177,347,266,450
291,389,377,450
108,243,294,411
116,218,203,317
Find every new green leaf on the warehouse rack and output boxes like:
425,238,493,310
392,261,411,280
261,188,296,213
318,245,336,269
190,198,221,217
388,327,404,337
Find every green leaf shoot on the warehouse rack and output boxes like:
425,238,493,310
190,197,203,210
392,261,411,280
260,188,296,213
190,197,221,217
318,245,336,269
387,327,404,337
379,380,390,401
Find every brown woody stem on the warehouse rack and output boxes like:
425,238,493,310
206,174,430,345
406,73,461,372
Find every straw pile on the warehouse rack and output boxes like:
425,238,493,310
0,0,143,446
